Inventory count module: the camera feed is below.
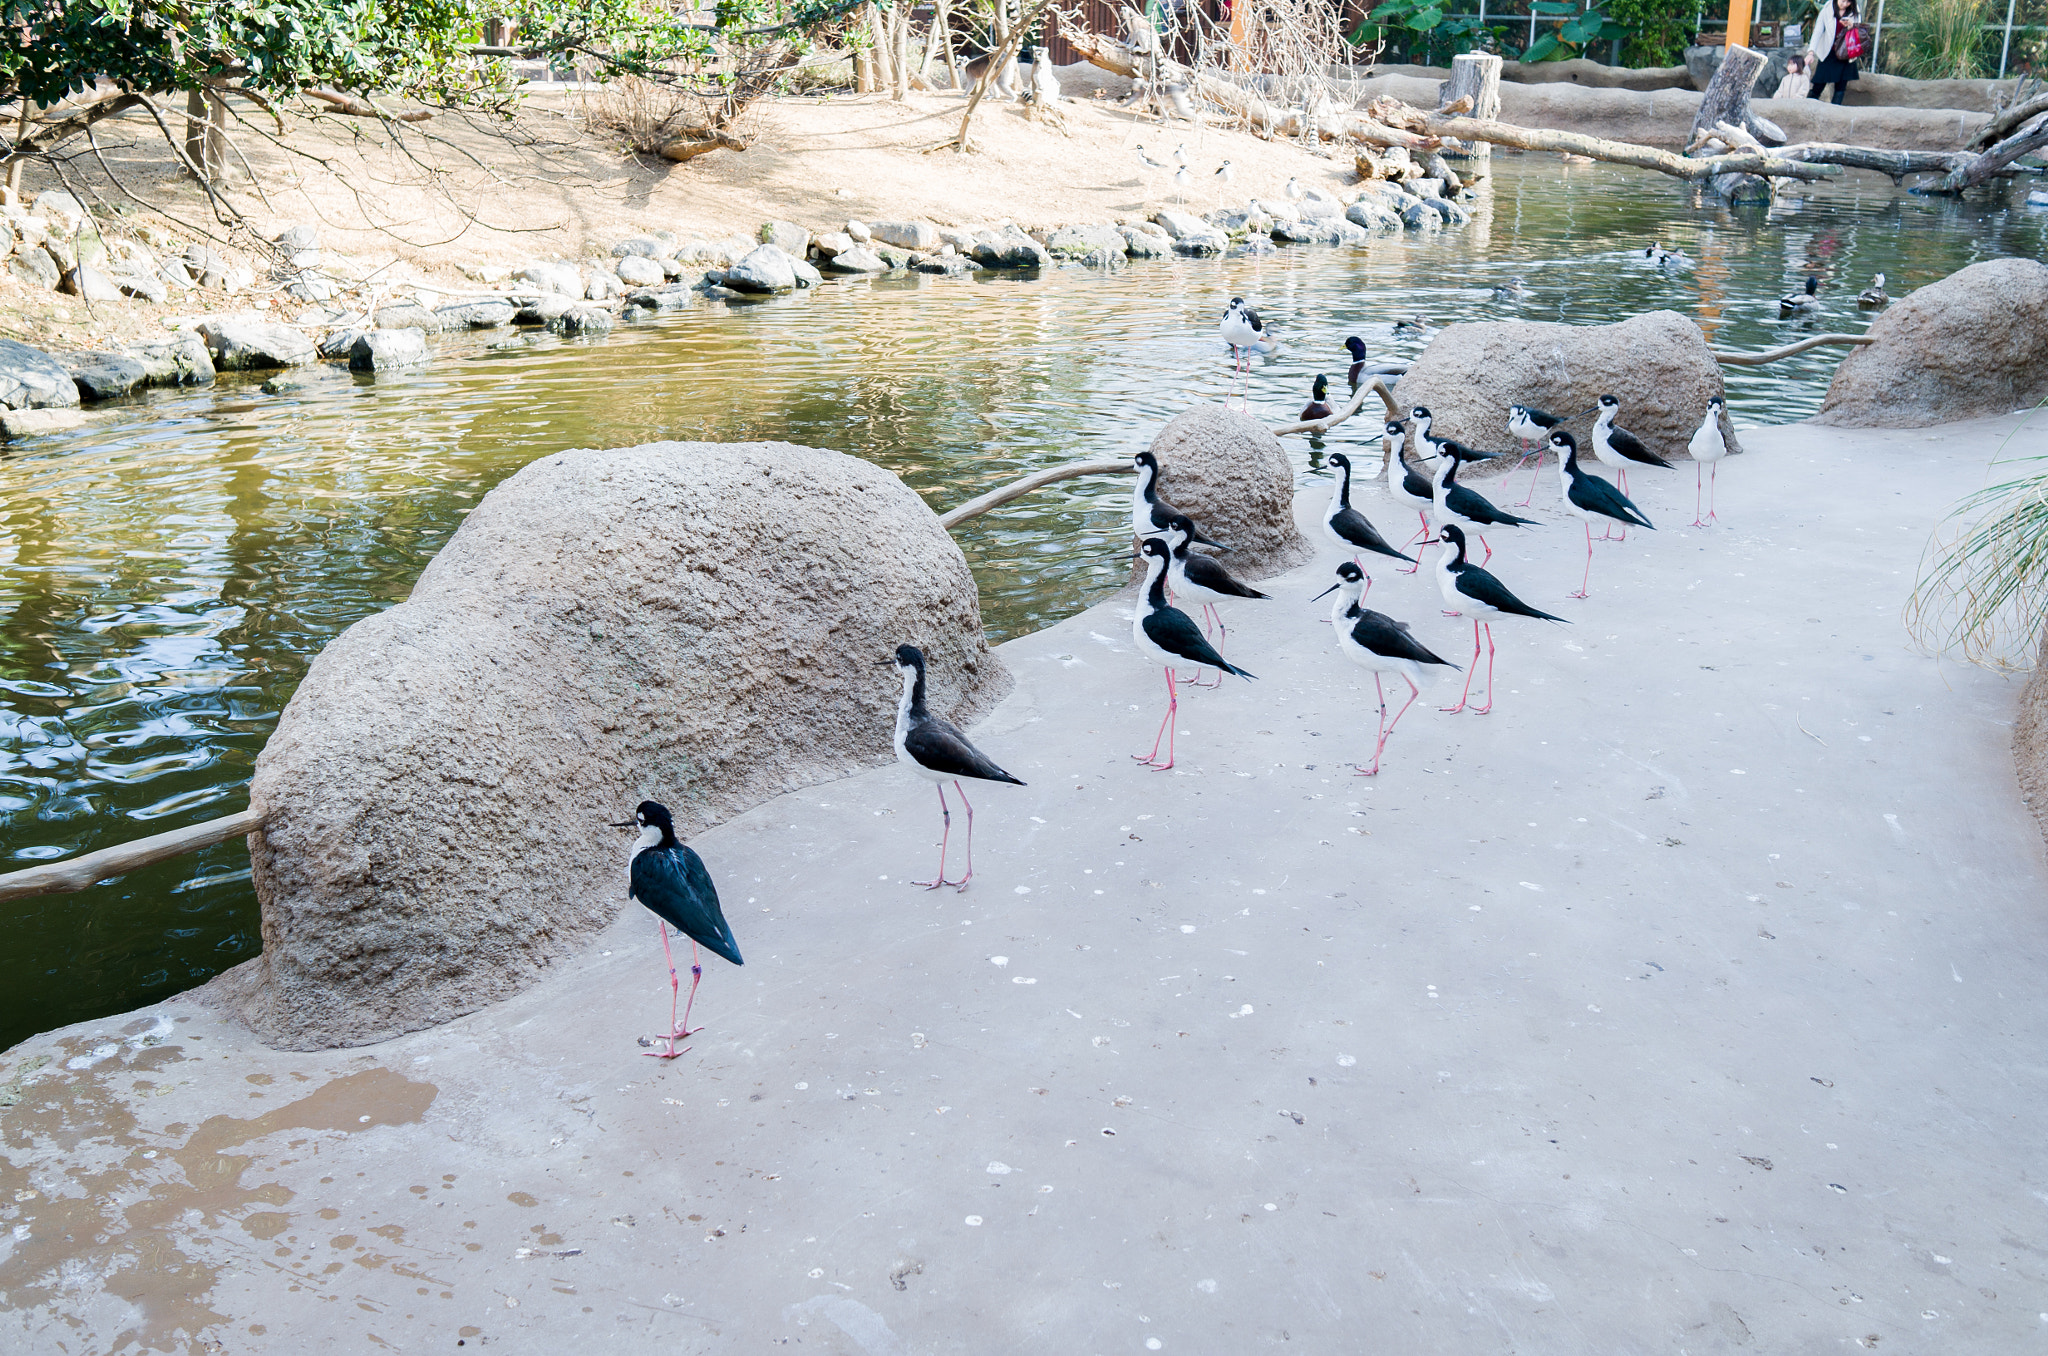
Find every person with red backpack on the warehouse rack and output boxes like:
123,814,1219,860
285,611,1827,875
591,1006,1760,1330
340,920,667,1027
1807,0,1865,104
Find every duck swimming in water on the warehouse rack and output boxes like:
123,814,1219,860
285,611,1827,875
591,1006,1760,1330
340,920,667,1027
1393,315,1431,336
1858,273,1889,307
1780,275,1821,314
1491,276,1529,302
1300,373,1334,422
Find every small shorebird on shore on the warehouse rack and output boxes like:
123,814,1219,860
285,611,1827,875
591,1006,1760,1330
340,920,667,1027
1432,524,1567,715
1135,145,1168,173
1686,396,1729,526
1590,393,1671,508
1133,449,1227,550
886,644,1024,892
1322,451,1414,589
1173,165,1193,203
614,800,743,1059
1384,420,1437,572
1133,537,1254,770
1162,512,1267,684
1315,560,1457,774
1506,402,1576,506
1553,429,1653,598
1431,441,1536,565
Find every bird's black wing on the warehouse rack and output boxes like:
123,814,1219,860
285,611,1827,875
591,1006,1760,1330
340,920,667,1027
1330,505,1416,562
1183,553,1271,600
632,845,743,965
1400,463,1435,501
1569,473,1654,529
1444,484,1538,528
1608,427,1670,468
1351,610,1459,668
1455,565,1568,623
904,717,1026,785
1524,406,1562,429
1243,307,1264,333
1143,606,1255,679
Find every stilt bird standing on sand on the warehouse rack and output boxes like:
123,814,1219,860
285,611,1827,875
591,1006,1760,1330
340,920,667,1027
1323,451,1414,588
887,644,1024,892
1133,449,1227,550
1133,537,1254,770
1433,524,1567,715
1552,429,1653,599
615,800,743,1060
1315,560,1457,775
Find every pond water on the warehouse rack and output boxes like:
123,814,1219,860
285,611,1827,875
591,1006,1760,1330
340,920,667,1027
2,157,2042,1051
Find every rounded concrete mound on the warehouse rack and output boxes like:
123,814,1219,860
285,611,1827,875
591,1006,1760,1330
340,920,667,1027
1394,310,1736,467
224,440,1009,1050
1816,258,2048,429
1146,405,1315,579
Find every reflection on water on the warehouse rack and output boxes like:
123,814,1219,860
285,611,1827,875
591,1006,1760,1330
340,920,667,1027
2,158,2040,1049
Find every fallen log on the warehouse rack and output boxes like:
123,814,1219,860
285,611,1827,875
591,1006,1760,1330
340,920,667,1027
1968,92,2048,151
1368,100,1840,182
1711,333,1875,365
1940,118,2048,192
0,808,266,903
659,127,751,162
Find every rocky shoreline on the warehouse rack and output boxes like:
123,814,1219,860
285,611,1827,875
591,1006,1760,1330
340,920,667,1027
0,167,1479,436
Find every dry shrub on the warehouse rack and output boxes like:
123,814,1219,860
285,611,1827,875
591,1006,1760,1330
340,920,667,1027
584,46,796,157
586,74,715,153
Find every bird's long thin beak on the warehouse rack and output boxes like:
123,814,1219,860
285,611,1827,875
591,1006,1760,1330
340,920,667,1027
1311,584,1338,600
608,820,636,828
874,659,898,667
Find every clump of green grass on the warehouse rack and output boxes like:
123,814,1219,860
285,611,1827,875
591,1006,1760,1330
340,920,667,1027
1886,0,1992,80
1908,404,2048,668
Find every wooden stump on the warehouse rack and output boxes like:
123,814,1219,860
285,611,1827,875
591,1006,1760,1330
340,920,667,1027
1689,46,1773,203
1437,53,1501,172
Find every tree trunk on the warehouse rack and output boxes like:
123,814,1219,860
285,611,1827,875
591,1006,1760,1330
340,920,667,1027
4,100,32,199
1688,46,1771,201
954,0,1047,150
1437,52,1500,172
855,44,876,92
935,0,963,89
868,4,896,92
184,87,210,177
892,5,912,100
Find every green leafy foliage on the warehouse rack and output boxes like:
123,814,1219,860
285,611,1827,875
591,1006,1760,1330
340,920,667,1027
1883,0,1992,78
1356,0,1506,61
1519,0,1627,61
1606,0,1695,66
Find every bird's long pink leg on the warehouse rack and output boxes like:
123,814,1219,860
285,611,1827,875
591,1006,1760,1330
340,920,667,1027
952,781,976,892
1369,677,1422,774
1443,621,1480,713
1136,666,1179,769
1477,534,1493,566
915,783,954,889
1572,520,1593,599
1517,441,1546,507
1708,464,1720,525
677,939,704,1040
1400,516,1428,574
1358,674,1389,775
1692,463,1706,528
1473,624,1497,715
643,923,690,1059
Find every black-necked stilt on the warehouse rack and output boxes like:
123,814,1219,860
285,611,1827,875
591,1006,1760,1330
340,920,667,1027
1491,276,1528,302
1324,451,1415,585
887,644,1024,892
1285,177,1306,203
1432,524,1567,715
1384,420,1437,572
1409,405,1485,466
1173,142,1190,167
1219,297,1265,405
1133,449,1227,550
612,800,743,1059
1858,273,1888,307
1173,165,1193,203
1506,402,1573,506
1590,393,1670,505
1136,145,1168,173
1686,396,1728,527
1133,536,1253,769
1163,511,1268,684
1427,434,1535,565
1552,429,1653,598
1314,561,1457,775
1215,160,1235,187
1301,374,1333,422
1779,275,1820,314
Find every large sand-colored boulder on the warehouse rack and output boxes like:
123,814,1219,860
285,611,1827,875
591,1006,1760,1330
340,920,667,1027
1816,259,2048,429
1394,310,1737,466
227,441,1009,1050
1146,405,1314,579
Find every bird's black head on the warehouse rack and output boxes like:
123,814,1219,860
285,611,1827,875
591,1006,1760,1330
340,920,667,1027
634,800,672,831
1805,275,1819,294
1134,449,1159,474
1344,336,1367,359
1312,559,1365,600
892,643,927,674
1549,428,1578,453
1410,404,1432,423
1227,296,1245,310
1439,523,1468,548
1328,451,1350,471
1140,536,1171,562
1706,395,1724,409
1384,420,1404,440
1311,374,1328,397
1162,511,1196,542
1598,394,1620,410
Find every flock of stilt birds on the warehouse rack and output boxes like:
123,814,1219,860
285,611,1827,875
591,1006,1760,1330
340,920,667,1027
615,295,1735,1056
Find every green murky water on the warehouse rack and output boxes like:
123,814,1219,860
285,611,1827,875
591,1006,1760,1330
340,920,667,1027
2,156,2042,1050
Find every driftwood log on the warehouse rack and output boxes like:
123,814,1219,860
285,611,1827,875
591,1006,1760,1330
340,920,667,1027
1436,53,1502,170
660,127,750,162
1368,100,1839,182
0,808,265,904
1968,92,2048,151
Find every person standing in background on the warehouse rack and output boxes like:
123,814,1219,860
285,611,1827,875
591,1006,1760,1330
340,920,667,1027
1807,0,1864,104
1773,52,1813,99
